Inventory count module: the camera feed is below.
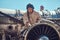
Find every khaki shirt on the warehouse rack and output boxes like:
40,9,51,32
23,11,41,26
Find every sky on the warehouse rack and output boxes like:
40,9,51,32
0,0,60,11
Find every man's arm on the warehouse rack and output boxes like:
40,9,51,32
23,13,30,27
36,12,41,23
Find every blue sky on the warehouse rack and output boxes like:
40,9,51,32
0,0,60,11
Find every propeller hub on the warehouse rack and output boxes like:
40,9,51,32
39,36,49,40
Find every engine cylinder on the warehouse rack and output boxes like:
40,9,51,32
23,23,60,40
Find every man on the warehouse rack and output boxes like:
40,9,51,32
23,3,41,28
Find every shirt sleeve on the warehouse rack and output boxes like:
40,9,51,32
36,12,41,22
23,13,28,24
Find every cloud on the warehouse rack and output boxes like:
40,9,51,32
0,8,56,15
0,8,26,14
0,8,16,14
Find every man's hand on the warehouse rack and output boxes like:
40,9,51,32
25,21,31,27
36,18,40,23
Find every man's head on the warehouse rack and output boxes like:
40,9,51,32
26,3,34,13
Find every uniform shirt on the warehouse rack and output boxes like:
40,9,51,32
23,11,41,26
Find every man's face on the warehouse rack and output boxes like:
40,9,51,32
27,7,33,13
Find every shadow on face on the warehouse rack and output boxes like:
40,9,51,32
27,7,33,13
